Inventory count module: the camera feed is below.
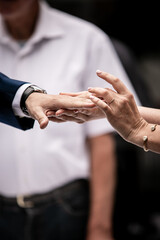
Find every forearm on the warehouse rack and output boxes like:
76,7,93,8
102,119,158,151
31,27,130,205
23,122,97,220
87,134,116,237
138,106,160,125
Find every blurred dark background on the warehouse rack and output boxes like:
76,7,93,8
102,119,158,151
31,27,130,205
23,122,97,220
47,0,160,55
46,0,160,239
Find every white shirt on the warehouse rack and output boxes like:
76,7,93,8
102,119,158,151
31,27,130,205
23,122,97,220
0,2,140,197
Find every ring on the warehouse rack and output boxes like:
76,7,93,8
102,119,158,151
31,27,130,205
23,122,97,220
108,98,115,105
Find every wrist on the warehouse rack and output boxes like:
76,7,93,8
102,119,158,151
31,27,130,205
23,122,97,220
127,118,150,149
20,85,47,116
126,118,148,142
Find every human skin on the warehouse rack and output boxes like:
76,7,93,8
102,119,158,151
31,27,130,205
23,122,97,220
53,93,160,127
88,71,160,153
0,0,39,40
52,71,160,153
86,134,116,240
26,92,95,129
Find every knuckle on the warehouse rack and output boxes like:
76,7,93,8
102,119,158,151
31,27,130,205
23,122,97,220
102,89,108,96
101,88,108,96
104,104,109,110
93,97,99,104
120,97,128,106
81,109,89,115
96,98,102,104
127,92,134,101
114,77,120,84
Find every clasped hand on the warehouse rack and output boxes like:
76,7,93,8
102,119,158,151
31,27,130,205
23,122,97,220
47,70,147,144
27,70,146,144
26,93,95,129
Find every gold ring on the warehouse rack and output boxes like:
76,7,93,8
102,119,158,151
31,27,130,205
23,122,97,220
108,98,115,105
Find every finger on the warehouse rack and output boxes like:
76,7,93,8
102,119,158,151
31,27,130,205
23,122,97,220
55,109,84,119
88,88,115,104
57,111,89,122
96,70,128,94
34,109,49,129
55,109,65,116
59,92,84,97
55,114,85,123
46,110,56,118
60,95,95,109
45,111,66,123
88,87,116,96
39,117,49,129
65,98,95,109
88,87,111,98
54,108,88,122
89,95,110,111
48,117,65,123
74,109,92,116
56,109,78,117
106,88,116,93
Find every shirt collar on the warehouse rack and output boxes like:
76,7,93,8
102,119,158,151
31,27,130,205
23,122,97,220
0,1,65,48
29,1,65,45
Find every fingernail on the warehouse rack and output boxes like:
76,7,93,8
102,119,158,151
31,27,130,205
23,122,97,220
96,69,102,74
88,87,92,90
74,110,79,113
89,95,95,99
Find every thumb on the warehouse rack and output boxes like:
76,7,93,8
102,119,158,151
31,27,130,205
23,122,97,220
35,111,49,129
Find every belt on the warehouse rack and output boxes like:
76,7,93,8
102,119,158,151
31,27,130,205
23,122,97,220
0,179,88,209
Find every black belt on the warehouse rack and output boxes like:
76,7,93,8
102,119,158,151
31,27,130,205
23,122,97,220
0,179,88,209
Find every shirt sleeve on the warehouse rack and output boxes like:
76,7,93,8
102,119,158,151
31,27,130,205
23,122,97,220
82,29,141,137
12,83,32,118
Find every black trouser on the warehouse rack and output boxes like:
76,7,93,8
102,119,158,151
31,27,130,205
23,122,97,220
0,179,89,240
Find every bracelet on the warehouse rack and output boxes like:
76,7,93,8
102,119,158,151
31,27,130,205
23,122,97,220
143,124,157,152
143,135,149,152
151,124,157,131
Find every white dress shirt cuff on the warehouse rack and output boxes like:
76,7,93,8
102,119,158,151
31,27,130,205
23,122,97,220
12,83,32,118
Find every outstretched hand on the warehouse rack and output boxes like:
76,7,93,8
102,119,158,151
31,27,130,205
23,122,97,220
88,70,147,141
26,92,95,129
45,70,147,142
51,91,105,123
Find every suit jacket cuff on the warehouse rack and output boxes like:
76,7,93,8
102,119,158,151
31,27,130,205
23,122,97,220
12,83,32,118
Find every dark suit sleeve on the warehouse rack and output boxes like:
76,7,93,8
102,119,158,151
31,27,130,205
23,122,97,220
0,72,34,130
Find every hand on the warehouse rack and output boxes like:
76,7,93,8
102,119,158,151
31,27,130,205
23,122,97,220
51,91,105,123
88,70,148,142
26,92,94,129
